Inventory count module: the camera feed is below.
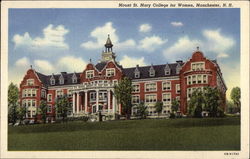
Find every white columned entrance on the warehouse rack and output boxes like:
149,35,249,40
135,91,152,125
76,92,79,114
96,90,99,112
73,93,76,114
84,91,88,113
108,89,111,114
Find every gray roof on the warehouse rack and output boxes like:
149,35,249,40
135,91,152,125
123,62,184,80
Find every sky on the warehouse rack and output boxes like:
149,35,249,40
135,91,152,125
8,8,240,99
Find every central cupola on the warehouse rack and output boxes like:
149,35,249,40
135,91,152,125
101,34,116,62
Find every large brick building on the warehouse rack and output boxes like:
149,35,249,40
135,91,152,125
19,35,227,121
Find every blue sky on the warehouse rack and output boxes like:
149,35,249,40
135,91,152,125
8,8,240,99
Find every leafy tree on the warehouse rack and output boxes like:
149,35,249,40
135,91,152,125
188,90,204,118
230,87,241,112
8,82,19,124
55,95,70,122
226,100,238,114
16,106,26,124
171,99,180,113
154,101,163,117
203,87,221,117
39,100,48,123
114,77,133,119
136,102,148,119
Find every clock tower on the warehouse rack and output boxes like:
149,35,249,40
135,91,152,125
101,35,116,62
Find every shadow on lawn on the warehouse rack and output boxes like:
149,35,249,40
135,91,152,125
8,117,240,134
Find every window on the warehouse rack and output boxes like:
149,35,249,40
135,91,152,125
132,84,140,93
162,81,171,91
27,89,31,97
165,69,170,75
106,68,115,77
28,111,31,118
32,99,36,107
27,100,31,107
203,75,207,83
99,92,107,101
176,64,181,74
50,78,55,85
176,96,180,102
197,75,202,84
41,90,46,98
32,89,36,97
191,62,205,71
72,74,77,83
47,94,52,102
149,69,155,77
176,84,180,94
22,99,26,107
67,90,73,97
86,70,94,79
132,95,140,104
56,90,63,98
47,105,52,113
135,72,140,78
59,77,64,85
90,92,96,101
32,111,36,118
145,94,157,103
162,93,171,104
192,75,197,84
27,79,34,86
145,83,157,92
187,76,191,85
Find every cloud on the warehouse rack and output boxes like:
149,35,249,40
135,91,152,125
171,22,183,27
163,36,201,61
139,24,152,33
57,56,87,73
34,60,55,73
138,35,167,52
80,22,136,51
15,57,30,67
12,24,69,50
119,55,147,68
202,29,235,58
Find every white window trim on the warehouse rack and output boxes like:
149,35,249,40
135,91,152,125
176,84,180,94
59,77,64,85
132,95,140,104
50,79,55,85
27,79,34,86
162,81,171,91
106,68,115,77
135,71,140,78
86,70,94,79
145,82,157,92
47,94,52,102
162,93,171,105
145,94,157,103
191,62,205,71
165,69,170,75
56,90,64,98
132,84,140,93
149,70,155,77
47,104,52,113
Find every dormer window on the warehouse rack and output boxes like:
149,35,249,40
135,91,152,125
164,63,171,75
59,75,64,85
176,63,182,74
50,74,55,85
149,65,155,77
72,73,77,83
86,70,94,79
134,65,140,78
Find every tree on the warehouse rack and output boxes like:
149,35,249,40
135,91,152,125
55,95,70,122
136,102,148,119
230,87,241,112
203,87,222,117
16,106,26,124
114,77,133,119
154,101,163,117
8,82,19,124
39,100,47,123
188,90,204,118
171,99,180,113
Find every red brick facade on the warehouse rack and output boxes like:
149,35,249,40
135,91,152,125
19,38,227,121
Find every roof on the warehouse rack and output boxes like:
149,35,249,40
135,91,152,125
36,72,81,87
123,62,184,80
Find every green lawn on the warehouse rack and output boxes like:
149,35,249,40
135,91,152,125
8,117,240,151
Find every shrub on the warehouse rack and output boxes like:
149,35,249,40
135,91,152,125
170,113,175,119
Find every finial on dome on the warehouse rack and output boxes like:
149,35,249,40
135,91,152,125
197,46,199,50
30,65,33,69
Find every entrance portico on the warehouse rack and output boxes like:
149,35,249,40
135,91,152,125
71,81,118,116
